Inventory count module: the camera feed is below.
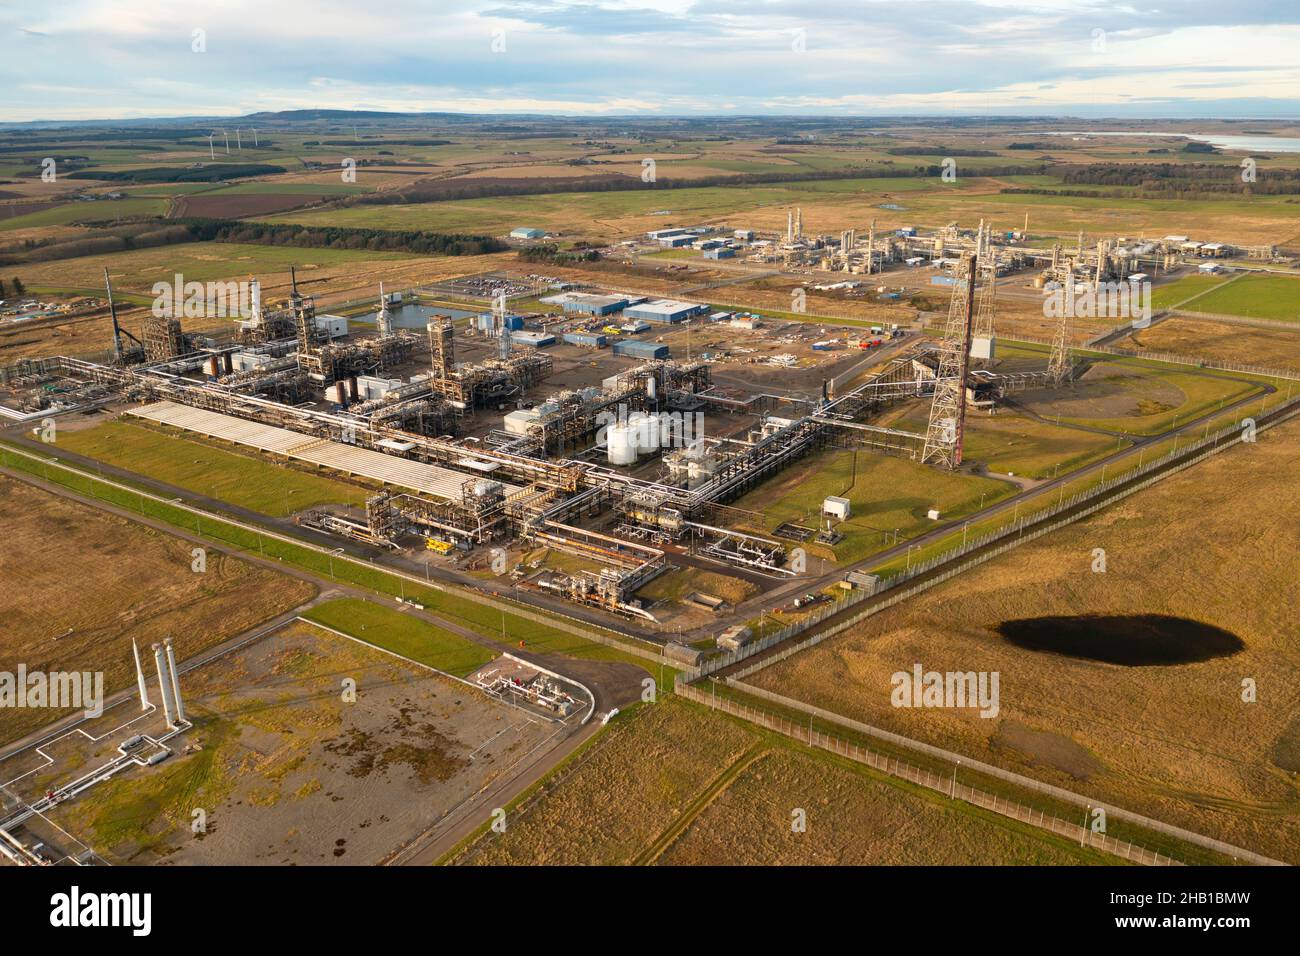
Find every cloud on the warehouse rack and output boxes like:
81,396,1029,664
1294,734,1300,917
1,0,1298,120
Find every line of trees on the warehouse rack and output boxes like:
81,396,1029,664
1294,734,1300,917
178,218,508,255
884,147,1001,157
1052,162,1300,196
517,244,600,265
341,162,1049,207
0,217,506,267
69,163,287,183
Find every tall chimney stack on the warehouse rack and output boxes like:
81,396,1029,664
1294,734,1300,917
152,643,176,728
132,639,151,712
164,638,185,725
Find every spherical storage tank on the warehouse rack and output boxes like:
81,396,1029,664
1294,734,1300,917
606,424,638,465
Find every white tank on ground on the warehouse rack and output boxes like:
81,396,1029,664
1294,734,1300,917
606,424,638,465
631,412,660,453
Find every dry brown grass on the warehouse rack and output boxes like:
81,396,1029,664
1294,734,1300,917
748,415,1300,862
658,749,1103,865
0,476,316,744
1127,318,1300,372
453,699,758,865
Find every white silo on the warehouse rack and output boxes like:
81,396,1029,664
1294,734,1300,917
606,423,638,465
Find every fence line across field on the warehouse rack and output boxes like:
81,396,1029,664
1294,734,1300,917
675,681,1188,867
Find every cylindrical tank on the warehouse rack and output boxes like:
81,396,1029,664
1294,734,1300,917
631,412,660,453
606,424,637,465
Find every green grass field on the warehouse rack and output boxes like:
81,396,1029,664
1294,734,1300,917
887,407,1128,478
302,598,496,677
0,197,169,232
732,449,1013,563
55,419,370,516
1055,361,1265,435
1150,273,1231,311
1189,273,1300,322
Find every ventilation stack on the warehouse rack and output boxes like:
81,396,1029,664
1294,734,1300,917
132,639,151,712
164,638,186,725
104,268,124,362
377,282,393,337
152,643,176,728
249,277,263,328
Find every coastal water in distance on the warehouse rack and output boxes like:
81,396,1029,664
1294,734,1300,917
1047,130,1300,153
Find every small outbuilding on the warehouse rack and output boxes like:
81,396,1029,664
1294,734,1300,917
823,496,851,521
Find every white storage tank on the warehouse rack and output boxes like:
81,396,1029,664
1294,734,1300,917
644,413,665,453
628,412,659,454
606,424,638,465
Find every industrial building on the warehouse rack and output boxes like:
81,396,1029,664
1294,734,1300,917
512,330,556,348
563,331,607,348
541,292,630,316
613,340,669,360
623,299,707,324
510,227,547,240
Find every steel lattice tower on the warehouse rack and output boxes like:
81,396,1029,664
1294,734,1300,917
1047,304,1073,385
921,254,977,469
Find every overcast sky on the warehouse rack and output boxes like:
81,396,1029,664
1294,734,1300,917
3,0,1299,121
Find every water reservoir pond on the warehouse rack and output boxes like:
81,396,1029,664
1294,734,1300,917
996,614,1244,666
